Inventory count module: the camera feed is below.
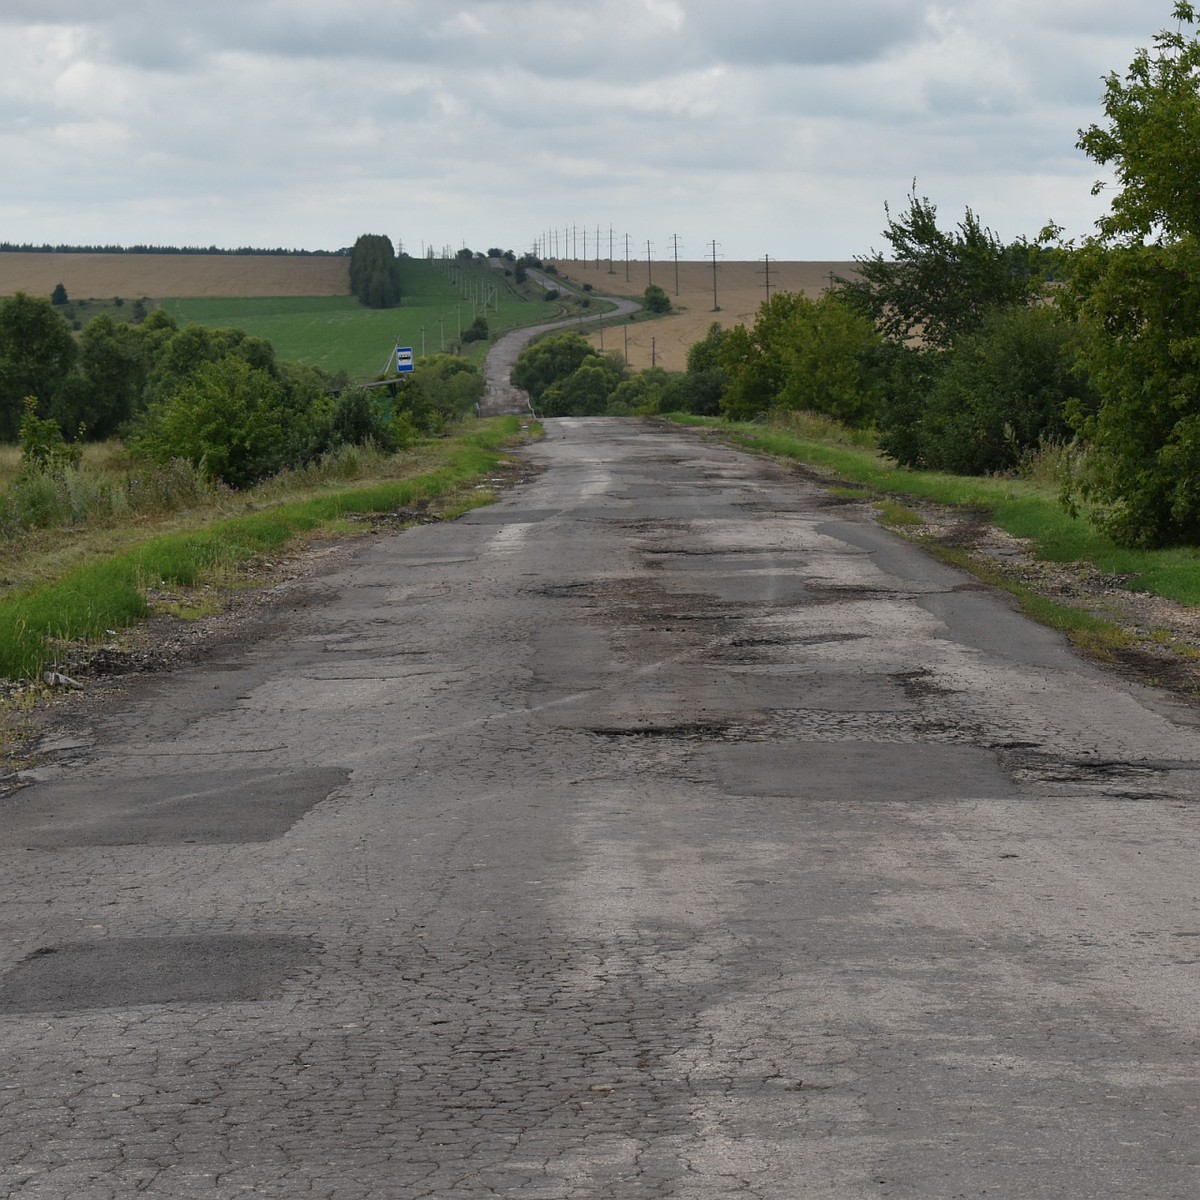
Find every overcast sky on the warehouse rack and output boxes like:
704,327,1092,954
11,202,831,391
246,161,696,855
0,2,1174,261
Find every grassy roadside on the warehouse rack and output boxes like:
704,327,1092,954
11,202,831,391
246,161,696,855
666,413,1200,670
0,417,537,682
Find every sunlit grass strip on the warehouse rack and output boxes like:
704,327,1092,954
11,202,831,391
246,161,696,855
669,415,1200,607
0,417,528,680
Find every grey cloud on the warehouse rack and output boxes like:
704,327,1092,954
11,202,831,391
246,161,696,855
682,0,926,66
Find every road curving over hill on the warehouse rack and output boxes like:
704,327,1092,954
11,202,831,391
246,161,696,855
481,266,641,415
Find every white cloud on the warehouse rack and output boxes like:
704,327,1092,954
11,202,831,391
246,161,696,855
0,0,1173,256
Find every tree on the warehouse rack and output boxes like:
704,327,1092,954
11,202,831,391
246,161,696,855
403,354,484,431
0,293,77,440
130,356,288,487
918,305,1082,474
1064,3,1200,544
715,292,882,425
773,294,883,427
643,284,671,314
51,282,68,306
540,356,627,417
835,187,1043,350
53,313,149,439
511,333,598,403
349,234,403,308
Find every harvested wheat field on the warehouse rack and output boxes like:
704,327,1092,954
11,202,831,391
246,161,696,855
0,253,350,299
550,258,859,373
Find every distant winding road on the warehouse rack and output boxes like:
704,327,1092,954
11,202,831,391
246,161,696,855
481,266,641,415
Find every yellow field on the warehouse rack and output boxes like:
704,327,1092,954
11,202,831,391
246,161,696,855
550,259,859,372
0,253,349,299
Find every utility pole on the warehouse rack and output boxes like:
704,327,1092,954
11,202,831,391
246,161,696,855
624,233,631,283
609,226,616,274
670,233,682,296
762,254,774,303
645,240,654,287
596,225,601,270
708,240,722,311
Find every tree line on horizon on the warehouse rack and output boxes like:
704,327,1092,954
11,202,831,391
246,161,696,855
0,242,348,256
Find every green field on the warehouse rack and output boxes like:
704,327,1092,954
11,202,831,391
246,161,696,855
161,259,571,379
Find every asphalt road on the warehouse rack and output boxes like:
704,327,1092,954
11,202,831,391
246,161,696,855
3,418,1200,1199
480,269,640,414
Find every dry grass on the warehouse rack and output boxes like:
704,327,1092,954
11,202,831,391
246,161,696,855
0,253,349,299
549,259,859,372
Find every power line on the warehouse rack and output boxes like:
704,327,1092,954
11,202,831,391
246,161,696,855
761,254,774,303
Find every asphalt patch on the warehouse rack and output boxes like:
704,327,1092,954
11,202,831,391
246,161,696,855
6,766,350,848
708,741,1017,802
0,934,318,1013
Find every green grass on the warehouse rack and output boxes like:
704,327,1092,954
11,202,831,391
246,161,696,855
160,259,580,378
670,414,1200,607
0,417,531,680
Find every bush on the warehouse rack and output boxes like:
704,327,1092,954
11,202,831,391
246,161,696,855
18,396,81,475
461,316,489,343
644,284,671,314
917,305,1081,474
718,292,882,425
511,333,597,403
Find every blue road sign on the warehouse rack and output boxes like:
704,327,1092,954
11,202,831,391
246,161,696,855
395,346,415,373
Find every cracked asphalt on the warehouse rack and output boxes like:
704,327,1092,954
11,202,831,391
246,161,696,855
3,417,1200,1198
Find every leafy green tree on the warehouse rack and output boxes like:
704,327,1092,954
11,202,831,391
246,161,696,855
461,316,489,343
0,293,77,440
643,284,671,314
130,357,288,487
58,313,150,438
51,282,68,306
540,356,627,417
918,305,1083,474
717,292,882,425
144,325,277,408
349,234,403,308
511,333,598,403
401,355,484,432
603,367,673,416
773,294,883,426
1064,3,1200,544
835,188,1044,350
